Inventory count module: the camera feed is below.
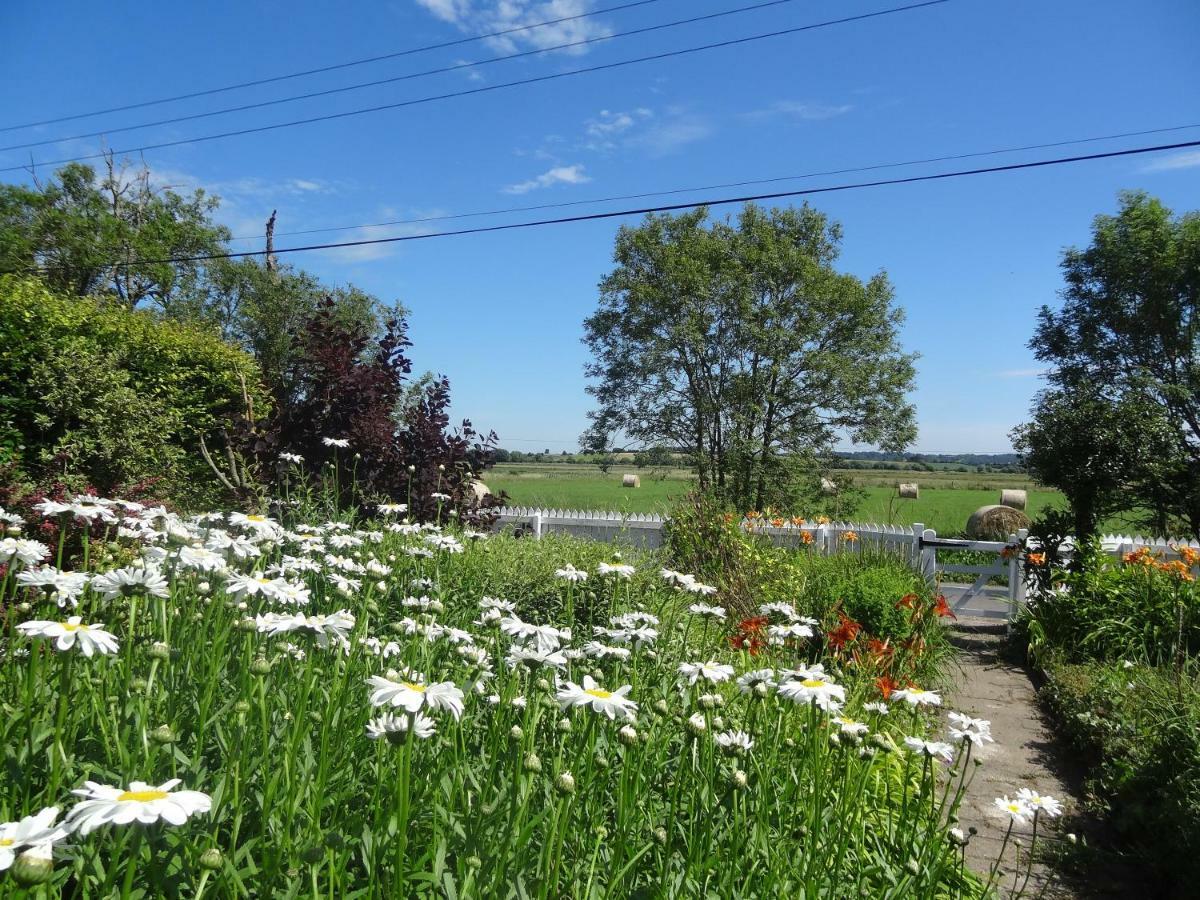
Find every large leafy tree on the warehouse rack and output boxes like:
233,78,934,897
582,203,917,511
1021,192,1200,537
0,158,228,310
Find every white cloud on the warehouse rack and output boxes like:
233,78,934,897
995,368,1048,378
1141,149,1200,173
625,111,713,157
502,163,591,194
414,0,612,56
745,100,853,122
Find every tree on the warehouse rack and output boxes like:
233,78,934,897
1023,192,1200,537
0,158,227,310
582,203,917,511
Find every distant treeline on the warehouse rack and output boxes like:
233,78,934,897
493,448,1025,473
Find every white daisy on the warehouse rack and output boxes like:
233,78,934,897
948,712,994,747
366,712,437,741
737,669,778,693
994,795,1033,825
715,730,754,754
688,603,727,620
90,566,169,600
366,672,465,720
903,737,955,764
557,675,637,722
677,661,735,686
17,617,119,657
597,562,636,579
776,675,846,711
321,437,350,448
1015,788,1063,818
833,716,869,737
555,564,588,582
0,807,70,870
66,780,211,834
0,538,51,567
891,687,942,707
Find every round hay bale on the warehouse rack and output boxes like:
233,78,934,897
898,482,919,499
820,477,838,494
621,473,641,488
999,489,1027,511
965,504,1030,541
469,480,491,502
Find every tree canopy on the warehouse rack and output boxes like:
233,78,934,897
1017,191,1200,537
582,203,917,511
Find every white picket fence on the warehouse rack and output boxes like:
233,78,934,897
493,507,1200,622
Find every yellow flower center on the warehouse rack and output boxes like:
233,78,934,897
247,515,266,522
585,688,613,700
0,838,13,847
62,623,88,632
404,683,426,693
800,679,826,689
118,790,169,803
908,688,926,695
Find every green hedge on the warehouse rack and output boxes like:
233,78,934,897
0,275,265,509
1038,654,1200,894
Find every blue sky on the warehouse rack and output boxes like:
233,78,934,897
2,0,1198,453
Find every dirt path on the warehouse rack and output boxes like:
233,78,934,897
947,621,1077,898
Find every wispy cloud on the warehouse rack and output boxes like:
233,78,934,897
414,0,612,55
995,368,1048,379
502,163,591,194
1141,149,1200,172
625,110,713,157
744,100,853,122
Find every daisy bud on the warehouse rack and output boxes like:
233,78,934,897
375,581,387,593
1067,833,1077,845
905,858,920,876
653,699,670,716
618,725,638,746
523,752,542,773
151,724,176,744
593,753,609,770
130,677,148,693
466,855,482,869
644,649,658,661
653,827,668,845
234,700,251,714
557,717,571,733
301,845,325,865
236,618,257,632
699,694,716,710
198,581,211,594
408,465,416,473
783,737,795,748
686,713,707,736
536,678,551,692
250,657,273,676
149,641,171,661
753,682,770,698
510,725,524,741
594,826,608,840
555,772,576,795
16,602,31,614
11,851,54,886
828,732,842,749
430,600,445,614
948,827,967,846
365,601,381,616
438,464,445,472
858,746,876,760
199,848,224,870
731,769,748,790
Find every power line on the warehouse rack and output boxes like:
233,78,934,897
1,0,803,153
221,122,1200,243
1,1,951,175
17,139,1199,273
0,0,672,133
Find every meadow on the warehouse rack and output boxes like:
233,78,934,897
0,497,1059,897
486,464,1064,536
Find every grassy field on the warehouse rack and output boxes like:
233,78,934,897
485,463,1064,536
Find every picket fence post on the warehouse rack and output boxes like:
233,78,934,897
532,511,543,540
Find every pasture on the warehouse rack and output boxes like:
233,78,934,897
486,463,1064,536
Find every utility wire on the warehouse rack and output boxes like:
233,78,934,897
0,0,803,153
221,122,1200,242
17,139,1198,273
0,0,672,133
1,1,951,175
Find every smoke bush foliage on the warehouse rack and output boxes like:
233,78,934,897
243,298,503,524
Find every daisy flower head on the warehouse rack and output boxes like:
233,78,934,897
0,807,70,871
1015,788,1063,818
90,565,169,600
597,562,636,579
377,503,408,515
280,452,304,464
904,737,955,764
321,437,350,448
833,716,869,737
891,686,942,707
0,538,51,568
715,729,754,755
366,671,465,720
17,617,119,657
737,668,778,694
677,661,735,686
759,601,801,622
506,645,568,670
768,622,815,644
556,675,637,722
862,701,889,715
777,673,846,711
688,602,727,621
16,567,90,607
681,580,718,596
555,564,588,582
66,780,211,835
994,795,1034,825
366,711,437,743
948,712,994,747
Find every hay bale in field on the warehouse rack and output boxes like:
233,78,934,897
469,480,491,502
622,473,641,488
965,504,1030,541
820,477,838,494
999,489,1027,510
898,482,919,499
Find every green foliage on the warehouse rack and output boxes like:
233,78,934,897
582,203,917,511
1037,654,1200,892
0,275,265,508
1017,541,1200,665
815,562,924,641
1021,191,1200,538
